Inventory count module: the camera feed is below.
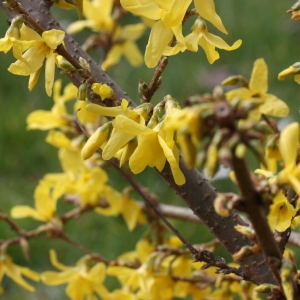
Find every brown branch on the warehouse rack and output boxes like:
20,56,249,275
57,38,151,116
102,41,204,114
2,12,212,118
0,0,281,285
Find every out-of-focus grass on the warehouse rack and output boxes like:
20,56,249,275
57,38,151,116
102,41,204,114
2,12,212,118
0,1,300,298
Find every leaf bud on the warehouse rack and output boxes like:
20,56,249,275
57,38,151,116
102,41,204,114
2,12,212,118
77,82,88,101
79,57,91,72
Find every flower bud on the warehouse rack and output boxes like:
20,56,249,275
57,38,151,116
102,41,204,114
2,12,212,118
214,193,230,217
254,283,278,293
92,83,114,100
81,123,111,160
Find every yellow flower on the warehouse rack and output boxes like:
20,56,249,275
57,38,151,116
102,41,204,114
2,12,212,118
183,17,241,64
0,253,39,293
121,0,191,67
54,0,83,19
119,192,146,231
11,179,59,222
226,58,289,118
278,62,300,84
8,28,65,96
267,192,296,232
67,0,114,34
112,105,186,185
101,24,145,70
41,250,109,299
277,122,300,195
27,80,77,131
0,18,35,60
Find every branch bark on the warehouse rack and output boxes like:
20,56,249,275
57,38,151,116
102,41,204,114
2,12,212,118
0,0,278,285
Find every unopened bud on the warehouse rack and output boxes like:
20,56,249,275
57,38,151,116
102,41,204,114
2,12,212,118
221,75,249,87
234,225,255,239
92,83,114,100
79,57,91,72
255,283,278,293
278,62,300,80
214,193,230,217
81,123,111,160
235,143,247,158
77,82,88,101
7,15,24,39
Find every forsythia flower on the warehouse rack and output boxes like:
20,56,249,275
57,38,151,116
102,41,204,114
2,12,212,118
277,122,300,195
101,24,145,70
41,250,109,300
120,0,191,67
67,0,114,34
27,80,77,131
8,28,65,96
225,58,289,118
0,252,39,293
11,179,59,222
183,17,241,64
0,17,34,60
267,192,296,232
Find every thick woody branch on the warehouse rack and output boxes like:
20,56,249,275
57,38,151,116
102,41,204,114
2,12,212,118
0,0,278,285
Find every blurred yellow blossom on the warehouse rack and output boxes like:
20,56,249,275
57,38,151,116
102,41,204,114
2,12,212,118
0,253,39,293
277,122,300,195
11,179,59,222
41,249,109,299
101,24,145,70
67,0,114,34
27,80,77,131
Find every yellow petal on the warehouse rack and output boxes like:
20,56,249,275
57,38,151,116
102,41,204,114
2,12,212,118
162,0,191,27
123,42,143,67
129,133,165,173
158,135,185,185
101,45,122,70
42,29,65,49
102,130,135,160
197,35,220,64
259,95,289,117
249,58,268,95
112,115,153,135
10,206,45,221
81,123,111,160
120,0,162,20
45,51,55,96
145,20,173,68
279,122,299,167
85,102,129,117
194,0,228,34
203,31,242,51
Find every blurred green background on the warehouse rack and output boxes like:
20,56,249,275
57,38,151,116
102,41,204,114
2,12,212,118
0,1,300,299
